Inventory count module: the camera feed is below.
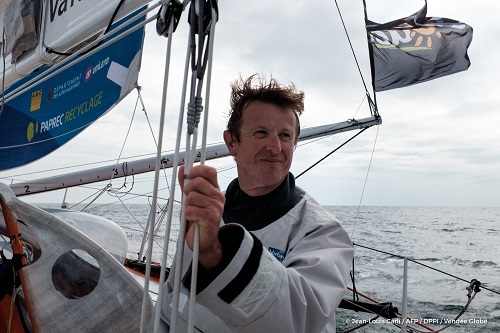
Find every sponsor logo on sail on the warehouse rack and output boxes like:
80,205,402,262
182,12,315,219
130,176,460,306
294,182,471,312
49,0,86,23
27,91,104,142
85,66,92,82
49,74,82,101
40,113,65,133
26,122,38,142
84,57,110,83
30,90,42,112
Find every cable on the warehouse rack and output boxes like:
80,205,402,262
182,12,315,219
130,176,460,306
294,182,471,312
350,125,379,240
353,242,500,296
296,127,369,179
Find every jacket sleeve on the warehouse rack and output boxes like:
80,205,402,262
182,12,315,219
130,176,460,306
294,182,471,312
189,202,354,333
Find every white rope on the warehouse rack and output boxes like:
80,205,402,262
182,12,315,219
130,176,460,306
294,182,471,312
140,10,177,333
187,7,218,333
170,1,218,332
166,41,194,333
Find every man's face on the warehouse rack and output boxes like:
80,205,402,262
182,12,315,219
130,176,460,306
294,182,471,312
224,101,297,196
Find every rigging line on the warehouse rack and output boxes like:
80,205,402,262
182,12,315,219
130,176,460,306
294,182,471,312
79,184,112,211
350,124,379,240
354,242,500,296
153,9,194,332
141,5,183,332
137,83,172,193
82,189,173,211
296,118,371,149
108,173,136,198
189,6,217,333
153,203,170,238
295,127,369,179
171,2,218,332
114,193,167,257
351,94,367,119
69,184,111,210
333,0,370,95
183,3,208,331
109,87,140,189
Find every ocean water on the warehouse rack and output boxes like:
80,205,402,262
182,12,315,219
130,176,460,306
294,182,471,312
74,204,500,332
332,206,500,333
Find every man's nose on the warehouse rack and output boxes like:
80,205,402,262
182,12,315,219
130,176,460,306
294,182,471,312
265,134,282,153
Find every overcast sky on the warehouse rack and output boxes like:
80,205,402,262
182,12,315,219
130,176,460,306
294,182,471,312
1,0,499,207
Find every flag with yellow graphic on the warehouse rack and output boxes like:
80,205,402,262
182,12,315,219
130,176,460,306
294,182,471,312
366,1,473,92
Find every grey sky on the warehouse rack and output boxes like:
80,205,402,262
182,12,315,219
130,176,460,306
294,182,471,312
1,0,498,207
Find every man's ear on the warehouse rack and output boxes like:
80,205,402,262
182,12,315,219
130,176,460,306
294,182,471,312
223,130,237,156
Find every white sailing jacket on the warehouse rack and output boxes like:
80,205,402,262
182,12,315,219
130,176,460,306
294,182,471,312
150,174,354,333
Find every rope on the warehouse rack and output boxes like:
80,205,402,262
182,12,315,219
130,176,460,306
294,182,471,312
296,127,369,179
187,96,204,134
350,125,379,240
103,86,152,202
168,2,218,332
353,242,500,295
333,0,371,100
343,243,500,332
142,1,184,330
154,23,192,333
79,184,112,211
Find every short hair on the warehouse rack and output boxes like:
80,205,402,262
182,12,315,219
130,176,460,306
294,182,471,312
227,74,304,143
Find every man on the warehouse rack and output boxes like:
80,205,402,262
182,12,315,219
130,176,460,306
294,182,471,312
151,74,354,332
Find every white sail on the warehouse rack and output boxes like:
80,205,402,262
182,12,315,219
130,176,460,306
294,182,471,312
0,0,152,90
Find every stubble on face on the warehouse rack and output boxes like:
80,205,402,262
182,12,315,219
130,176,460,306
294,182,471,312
225,101,297,196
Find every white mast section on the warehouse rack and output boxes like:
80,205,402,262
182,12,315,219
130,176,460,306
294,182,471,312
9,117,381,196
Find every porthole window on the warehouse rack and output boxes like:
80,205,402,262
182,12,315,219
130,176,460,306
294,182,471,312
51,249,100,299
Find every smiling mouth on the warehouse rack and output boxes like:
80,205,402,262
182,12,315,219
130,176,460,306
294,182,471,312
260,158,282,163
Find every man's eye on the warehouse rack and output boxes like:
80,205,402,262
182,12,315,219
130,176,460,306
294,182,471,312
254,130,267,138
279,133,292,141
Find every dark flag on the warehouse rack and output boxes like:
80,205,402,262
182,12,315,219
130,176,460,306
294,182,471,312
366,1,473,92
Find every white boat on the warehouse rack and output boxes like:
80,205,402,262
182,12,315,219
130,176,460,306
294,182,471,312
0,0,497,332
